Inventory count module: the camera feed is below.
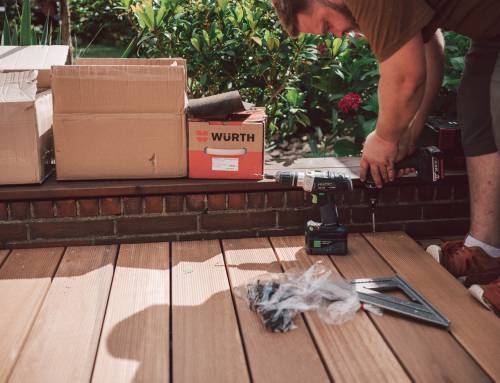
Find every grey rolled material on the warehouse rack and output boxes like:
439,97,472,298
187,90,245,120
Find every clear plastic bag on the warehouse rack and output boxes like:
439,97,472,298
234,261,361,332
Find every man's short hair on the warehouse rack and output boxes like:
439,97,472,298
271,0,309,37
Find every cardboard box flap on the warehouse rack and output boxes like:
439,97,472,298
75,57,186,68
0,45,69,71
52,64,186,114
0,70,37,102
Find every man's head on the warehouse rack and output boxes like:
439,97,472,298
271,0,357,38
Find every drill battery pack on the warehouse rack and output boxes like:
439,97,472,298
305,222,348,255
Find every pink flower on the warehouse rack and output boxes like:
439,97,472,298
337,92,362,113
317,42,326,55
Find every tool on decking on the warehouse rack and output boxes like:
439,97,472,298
264,170,353,255
350,275,451,328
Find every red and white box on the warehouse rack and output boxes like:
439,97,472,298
188,109,266,179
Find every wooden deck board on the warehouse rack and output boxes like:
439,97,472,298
171,240,250,383
9,245,117,383
331,234,490,383
364,232,500,381
0,248,64,382
270,236,410,383
222,238,331,383
92,243,170,383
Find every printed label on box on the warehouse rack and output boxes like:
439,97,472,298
212,157,239,172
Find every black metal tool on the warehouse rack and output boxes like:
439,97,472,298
351,275,451,329
364,146,445,232
264,170,353,255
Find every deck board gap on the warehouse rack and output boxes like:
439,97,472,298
89,244,120,383
220,239,255,383
0,249,11,269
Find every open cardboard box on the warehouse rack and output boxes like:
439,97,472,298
188,108,266,180
52,58,188,180
0,45,69,89
0,71,53,185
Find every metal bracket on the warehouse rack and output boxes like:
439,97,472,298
350,275,451,329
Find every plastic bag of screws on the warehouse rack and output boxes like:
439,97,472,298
234,262,361,332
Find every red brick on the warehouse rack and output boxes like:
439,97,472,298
117,215,197,235
0,203,8,220
266,192,284,208
247,192,265,209
453,183,469,200
351,205,421,223
350,222,405,233
422,203,469,219
56,200,76,217
207,194,226,211
186,194,206,211
278,209,320,228
10,202,29,220
32,201,54,218
379,187,399,204
201,211,275,231
0,223,27,241
78,199,99,217
435,184,452,200
100,197,122,216
343,188,365,205
286,191,305,207
31,220,114,239
227,193,246,210
166,195,184,212
417,185,435,201
123,197,142,215
406,219,469,238
399,186,416,202
144,196,163,214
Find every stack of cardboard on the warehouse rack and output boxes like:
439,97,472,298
51,58,188,180
0,46,69,185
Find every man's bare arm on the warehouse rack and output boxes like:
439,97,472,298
399,30,445,163
360,33,427,187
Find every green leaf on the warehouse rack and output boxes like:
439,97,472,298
40,14,51,45
332,37,342,56
20,0,32,45
121,29,145,58
191,36,201,51
1,14,12,46
202,29,210,46
333,139,357,156
251,36,262,46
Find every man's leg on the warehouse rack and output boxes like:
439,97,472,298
458,40,500,250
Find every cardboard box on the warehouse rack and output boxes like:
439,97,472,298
188,109,266,180
0,71,54,185
52,58,188,180
0,45,69,89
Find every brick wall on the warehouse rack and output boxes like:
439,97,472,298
0,177,470,248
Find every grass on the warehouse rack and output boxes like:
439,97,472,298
76,44,125,58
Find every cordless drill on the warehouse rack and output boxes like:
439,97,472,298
365,145,445,232
264,170,353,255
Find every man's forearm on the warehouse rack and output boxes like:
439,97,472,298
407,30,445,144
375,66,426,143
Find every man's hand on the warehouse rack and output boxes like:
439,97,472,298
360,131,399,188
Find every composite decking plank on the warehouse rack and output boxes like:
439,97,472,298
0,248,64,382
0,249,10,266
92,243,170,383
364,232,500,381
331,234,490,383
270,236,409,383
9,245,117,383
222,238,331,383
172,240,250,383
